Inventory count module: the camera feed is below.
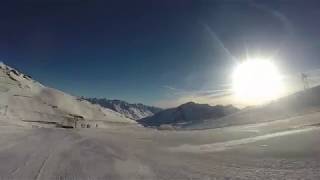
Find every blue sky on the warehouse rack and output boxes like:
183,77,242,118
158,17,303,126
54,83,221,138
2,1,320,107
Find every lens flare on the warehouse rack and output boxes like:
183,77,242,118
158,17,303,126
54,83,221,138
232,58,284,104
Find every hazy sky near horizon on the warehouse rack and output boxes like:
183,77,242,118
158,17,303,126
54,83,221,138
2,0,320,107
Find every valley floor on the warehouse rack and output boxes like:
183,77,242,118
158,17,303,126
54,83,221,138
1,112,320,179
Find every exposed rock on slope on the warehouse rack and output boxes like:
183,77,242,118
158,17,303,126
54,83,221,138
85,98,162,120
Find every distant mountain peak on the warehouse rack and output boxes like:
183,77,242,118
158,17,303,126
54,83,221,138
85,98,162,120
179,102,196,107
138,102,239,128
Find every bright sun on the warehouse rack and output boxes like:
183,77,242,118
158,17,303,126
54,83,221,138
232,58,284,104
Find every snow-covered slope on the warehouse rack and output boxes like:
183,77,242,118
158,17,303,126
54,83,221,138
0,62,133,126
138,102,239,128
187,85,320,130
85,98,162,120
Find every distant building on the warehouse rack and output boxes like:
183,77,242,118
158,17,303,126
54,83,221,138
59,114,100,129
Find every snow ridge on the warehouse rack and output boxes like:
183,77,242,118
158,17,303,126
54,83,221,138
0,63,133,126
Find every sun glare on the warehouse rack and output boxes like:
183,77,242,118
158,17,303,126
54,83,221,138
232,58,284,104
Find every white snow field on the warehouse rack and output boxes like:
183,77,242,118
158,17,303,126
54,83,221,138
1,63,320,179
0,111,320,179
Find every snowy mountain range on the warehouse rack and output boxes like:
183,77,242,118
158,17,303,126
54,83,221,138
3,62,319,131
85,98,162,120
186,85,320,130
138,102,239,128
0,62,133,127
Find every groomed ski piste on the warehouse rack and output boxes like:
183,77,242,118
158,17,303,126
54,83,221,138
0,62,320,179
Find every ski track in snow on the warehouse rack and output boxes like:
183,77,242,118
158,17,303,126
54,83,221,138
169,126,320,153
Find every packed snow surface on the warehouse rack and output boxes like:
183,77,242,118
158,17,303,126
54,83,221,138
1,63,320,179
0,111,320,179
